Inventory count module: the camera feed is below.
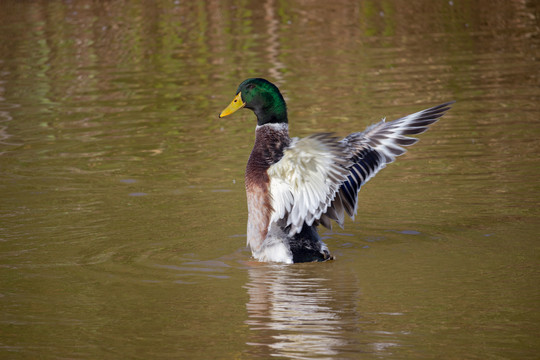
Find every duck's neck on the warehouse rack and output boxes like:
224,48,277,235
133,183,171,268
255,111,287,126
255,122,290,138
252,94,288,126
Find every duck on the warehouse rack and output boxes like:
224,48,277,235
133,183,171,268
219,78,454,264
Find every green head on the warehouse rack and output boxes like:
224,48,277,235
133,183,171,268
219,78,288,125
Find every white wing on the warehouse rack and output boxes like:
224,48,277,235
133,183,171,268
267,134,350,235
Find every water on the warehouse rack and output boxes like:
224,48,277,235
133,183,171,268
1,0,539,359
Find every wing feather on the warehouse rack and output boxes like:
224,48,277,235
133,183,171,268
324,101,455,222
268,134,350,235
267,102,454,234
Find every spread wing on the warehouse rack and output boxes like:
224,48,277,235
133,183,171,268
267,133,350,235
319,101,455,229
268,101,454,235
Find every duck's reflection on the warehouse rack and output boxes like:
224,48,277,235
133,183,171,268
244,262,354,359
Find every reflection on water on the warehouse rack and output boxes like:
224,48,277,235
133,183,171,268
263,0,286,84
245,263,403,358
246,264,349,358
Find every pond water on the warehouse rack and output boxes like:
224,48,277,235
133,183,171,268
1,0,539,359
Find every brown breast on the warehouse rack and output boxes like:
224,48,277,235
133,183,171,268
244,124,291,252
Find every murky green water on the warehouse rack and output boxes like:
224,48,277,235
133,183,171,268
1,1,539,359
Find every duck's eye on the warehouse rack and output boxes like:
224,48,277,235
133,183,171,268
246,84,255,90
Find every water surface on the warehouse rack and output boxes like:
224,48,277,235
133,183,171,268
1,1,539,359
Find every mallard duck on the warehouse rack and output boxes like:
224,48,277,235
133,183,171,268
219,78,454,264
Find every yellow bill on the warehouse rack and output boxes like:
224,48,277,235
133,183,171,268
219,92,245,118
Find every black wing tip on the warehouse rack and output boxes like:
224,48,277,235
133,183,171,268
412,100,455,124
428,100,456,113
441,100,456,106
